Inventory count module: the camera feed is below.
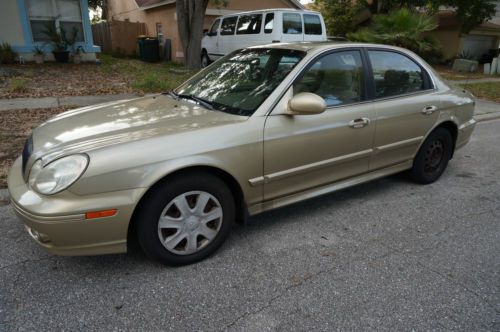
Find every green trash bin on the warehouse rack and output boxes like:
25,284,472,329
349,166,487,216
137,36,160,62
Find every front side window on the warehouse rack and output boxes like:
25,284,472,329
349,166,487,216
368,51,426,98
176,48,306,116
283,13,302,34
26,0,84,43
304,14,322,35
236,14,262,34
209,19,220,35
264,13,274,33
294,50,365,107
220,16,237,35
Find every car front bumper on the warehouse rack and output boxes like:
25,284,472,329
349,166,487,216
7,157,147,256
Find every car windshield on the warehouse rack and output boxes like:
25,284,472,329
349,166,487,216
175,48,306,116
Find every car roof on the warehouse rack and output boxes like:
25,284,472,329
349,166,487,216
247,41,412,54
217,8,321,18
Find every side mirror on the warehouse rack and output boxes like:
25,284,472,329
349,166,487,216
287,92,326,115
207,31,217,37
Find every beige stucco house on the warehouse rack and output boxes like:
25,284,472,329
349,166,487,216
106,0,304,61
426,3,500,61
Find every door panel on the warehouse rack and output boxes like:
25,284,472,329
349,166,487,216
263,102,375,201
370,93,440,170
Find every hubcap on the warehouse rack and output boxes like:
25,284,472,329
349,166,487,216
157,191,223,255
424,140,444,174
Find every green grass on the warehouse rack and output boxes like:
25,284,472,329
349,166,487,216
98,54,194,93
460,82,500,103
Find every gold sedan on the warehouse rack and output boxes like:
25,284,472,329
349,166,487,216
8,42,476,265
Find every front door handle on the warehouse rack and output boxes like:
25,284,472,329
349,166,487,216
422,105,438,115
349,117,370,129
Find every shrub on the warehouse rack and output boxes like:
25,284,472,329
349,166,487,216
0,42,18,64
348,8,441,60
9,78,29,93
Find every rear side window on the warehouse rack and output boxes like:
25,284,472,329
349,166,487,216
283,13,302,34
264,13,274,33
304,14,322,35
368,51,427,98
237,14,263,34
221,16,237,35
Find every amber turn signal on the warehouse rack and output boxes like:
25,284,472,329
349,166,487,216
85,209,117,219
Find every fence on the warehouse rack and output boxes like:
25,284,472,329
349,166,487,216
92,20,147,56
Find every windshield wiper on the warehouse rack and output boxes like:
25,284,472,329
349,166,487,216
168,91,215,110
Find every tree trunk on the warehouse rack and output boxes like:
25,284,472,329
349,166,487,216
176,0,210,69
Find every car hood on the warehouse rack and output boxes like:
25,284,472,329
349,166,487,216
32,94,248,157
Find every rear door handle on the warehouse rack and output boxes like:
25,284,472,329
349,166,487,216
349,117,370,129
422,105,438,115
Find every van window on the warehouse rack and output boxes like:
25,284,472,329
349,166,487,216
237,14,262,34
283,13,302,34
304,14,322,35
221,16,237,35
209,19,220,35
264,13,274,33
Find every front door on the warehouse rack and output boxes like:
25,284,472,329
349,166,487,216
204,18,220,60
263,49,375,201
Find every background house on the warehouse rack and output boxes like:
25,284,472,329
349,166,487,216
0,0,100,62
105,0,304,61
426,3,500,60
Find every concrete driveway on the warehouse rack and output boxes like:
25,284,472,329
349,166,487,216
1,120,499,331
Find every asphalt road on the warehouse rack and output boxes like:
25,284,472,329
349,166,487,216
1,120,499,331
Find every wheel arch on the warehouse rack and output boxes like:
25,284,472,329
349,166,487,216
127,165,248,248
420,120,459,159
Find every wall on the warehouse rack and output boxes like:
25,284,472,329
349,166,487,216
0,1,25,46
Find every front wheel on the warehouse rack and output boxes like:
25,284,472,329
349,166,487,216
201,52,210,68
136,173,235,266
410,127,453,184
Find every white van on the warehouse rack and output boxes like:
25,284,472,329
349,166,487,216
201,9,327,66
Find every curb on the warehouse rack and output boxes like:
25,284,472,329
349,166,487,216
475,112,500,122
0,188,10,206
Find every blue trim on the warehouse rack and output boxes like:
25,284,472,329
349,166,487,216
11,0,100,54
16,0,33,46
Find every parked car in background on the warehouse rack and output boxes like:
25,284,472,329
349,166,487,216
9,42,476,266
201,9,327,67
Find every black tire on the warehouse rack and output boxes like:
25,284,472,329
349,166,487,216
410,127,453,184
136,172,235,266
201,52,210,68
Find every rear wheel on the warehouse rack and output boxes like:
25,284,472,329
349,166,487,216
410,127,453,184
136,173,235,265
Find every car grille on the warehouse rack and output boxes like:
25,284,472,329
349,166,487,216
22,135,33,176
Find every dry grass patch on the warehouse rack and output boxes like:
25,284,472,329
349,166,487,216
460,82,500,103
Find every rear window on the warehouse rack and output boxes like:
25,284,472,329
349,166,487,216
237,14,263,34
304,14,322,35
221,16,237,35
283,13,302,34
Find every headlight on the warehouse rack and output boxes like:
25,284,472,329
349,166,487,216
28,154,89,195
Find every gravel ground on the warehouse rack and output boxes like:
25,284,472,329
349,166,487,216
0,120,499,331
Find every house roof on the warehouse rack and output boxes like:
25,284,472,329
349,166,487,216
135,0,304,10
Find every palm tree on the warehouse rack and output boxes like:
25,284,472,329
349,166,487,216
348,8,440,57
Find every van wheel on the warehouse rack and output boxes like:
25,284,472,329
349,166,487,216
410,127,453,184
201,52,210,68
136,172,235,266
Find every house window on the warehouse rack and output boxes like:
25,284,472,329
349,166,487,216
26,0,84,43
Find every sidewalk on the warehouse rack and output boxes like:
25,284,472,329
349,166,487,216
446,77,500,85
0,93,147,111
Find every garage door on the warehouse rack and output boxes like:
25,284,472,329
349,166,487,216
461,35,496,60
